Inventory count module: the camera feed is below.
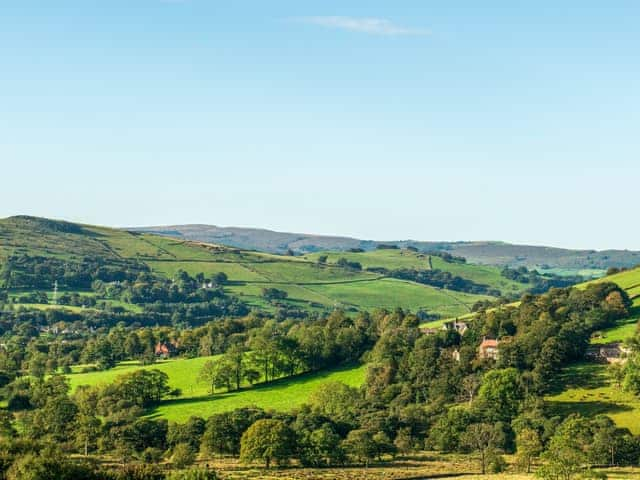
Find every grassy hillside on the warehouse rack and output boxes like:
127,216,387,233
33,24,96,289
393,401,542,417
584,267,640,344
0,216,530,317
67,359,367,423
546,363,640,435
305,249,527,297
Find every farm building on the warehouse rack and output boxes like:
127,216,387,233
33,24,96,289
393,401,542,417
586,342,630,364
478,337,499,360
155,341,178,358
442,320,469,335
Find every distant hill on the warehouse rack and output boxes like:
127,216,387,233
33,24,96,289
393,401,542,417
133,224,640,273
0,215,521,318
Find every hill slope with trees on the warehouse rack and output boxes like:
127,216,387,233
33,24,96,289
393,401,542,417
0,215,581,319
135,223,640,273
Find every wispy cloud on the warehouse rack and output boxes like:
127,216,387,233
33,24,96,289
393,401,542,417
296,16,430,36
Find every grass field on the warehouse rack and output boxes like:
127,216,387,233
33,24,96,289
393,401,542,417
591,317,639,344
306,250,527,297
66,358,367,423
306,278,488,317
67,356,220,395
545,363,640,434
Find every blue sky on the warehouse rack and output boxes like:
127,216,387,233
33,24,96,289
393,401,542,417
1,1,638,249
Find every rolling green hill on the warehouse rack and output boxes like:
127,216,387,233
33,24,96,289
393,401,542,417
0,215,548,318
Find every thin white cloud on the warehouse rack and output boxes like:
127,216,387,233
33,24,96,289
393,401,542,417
297,16,430,36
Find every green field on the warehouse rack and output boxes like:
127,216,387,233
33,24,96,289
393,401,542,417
67,356,220,394
66,359,367,422
591,317,639,344
305,278,489,316
588,267,640,292
545,363,640,434
306,249,527,297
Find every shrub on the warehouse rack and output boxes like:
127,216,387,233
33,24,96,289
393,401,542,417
167,469,218,480
171,443,196,469
111,465,165,480
139,447,164,464
486,450,507,473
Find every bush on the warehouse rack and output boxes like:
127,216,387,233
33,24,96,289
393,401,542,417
6,454,106,480
486,450,507,473
167,469,218,480
171,443,196,469
139,447,164,464
111,465,165,480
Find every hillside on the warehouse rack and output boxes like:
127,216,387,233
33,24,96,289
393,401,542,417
432,266,640,435
134,223,640,273
0,215,544,318
67,360,366,423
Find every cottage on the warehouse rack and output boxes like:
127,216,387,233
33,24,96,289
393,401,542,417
155,341,177,359
586,342,630,364
478,337,499,360
442,320,469,335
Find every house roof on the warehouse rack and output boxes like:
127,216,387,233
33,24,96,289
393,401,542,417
480,338,499,348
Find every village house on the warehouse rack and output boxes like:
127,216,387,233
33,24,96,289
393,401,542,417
586,342,630,364
478,337,499,360
155,341,178,359
442,319,469,335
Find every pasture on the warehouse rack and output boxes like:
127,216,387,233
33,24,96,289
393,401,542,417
545,363,640,435
66,358,367,423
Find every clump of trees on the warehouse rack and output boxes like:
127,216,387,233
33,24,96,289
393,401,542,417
501,266,583,293
335,258,362,271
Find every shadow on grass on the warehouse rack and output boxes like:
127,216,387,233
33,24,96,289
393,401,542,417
624,304,640,317
146,363,362,418
546,400,634,419
547,362,610,395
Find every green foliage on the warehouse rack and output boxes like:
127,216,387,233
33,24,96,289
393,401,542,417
201,408,265,456
341,428,377,466
6,452,105,480
239,419,295,468
307,381,361,425
171,443,196,469
515,427,543,473
476,368,524,421
108,369,170,408
537,415,592,480
166,469,218,480
110,464,165,480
